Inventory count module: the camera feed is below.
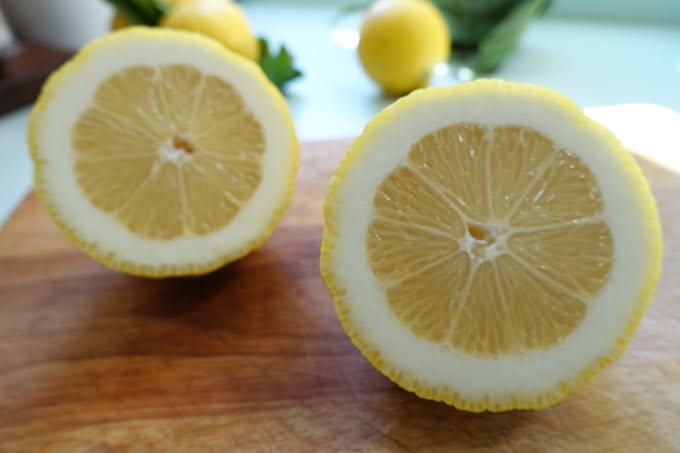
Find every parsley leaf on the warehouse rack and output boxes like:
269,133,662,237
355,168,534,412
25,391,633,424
258,37,303,93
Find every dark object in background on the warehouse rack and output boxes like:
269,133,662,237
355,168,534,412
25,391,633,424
0,44,71,115
432,0,551,73
0,6,71,115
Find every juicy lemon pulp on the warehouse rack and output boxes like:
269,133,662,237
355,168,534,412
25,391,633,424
72,64,264,240
367,123,613,356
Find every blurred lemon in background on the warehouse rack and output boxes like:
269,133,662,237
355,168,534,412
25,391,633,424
358,0,450,95
110,0,258,61
161,0,259,60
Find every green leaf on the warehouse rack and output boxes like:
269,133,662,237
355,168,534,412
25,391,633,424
431,0,518,48
104,0,170,26
258,37,303,93
473,0,548,73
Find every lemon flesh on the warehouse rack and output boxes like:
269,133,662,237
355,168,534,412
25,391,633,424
321,80,662,411
73,65,264,240
368,123,612,356
29,29,298,277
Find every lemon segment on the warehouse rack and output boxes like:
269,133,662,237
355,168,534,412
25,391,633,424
29,29,298,277
321,80,662,411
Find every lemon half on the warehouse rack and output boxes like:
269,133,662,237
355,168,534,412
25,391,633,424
29,28,298,277
320,80,662,411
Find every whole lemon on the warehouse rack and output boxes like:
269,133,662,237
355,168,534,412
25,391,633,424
358,0,450,95
161,0,259,61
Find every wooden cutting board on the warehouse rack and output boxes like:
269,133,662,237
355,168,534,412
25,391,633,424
0,139,678,452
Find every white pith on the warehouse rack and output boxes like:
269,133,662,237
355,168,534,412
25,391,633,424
328,86,653,400
157,138,194,166
33,32,295,267
460,223,509,262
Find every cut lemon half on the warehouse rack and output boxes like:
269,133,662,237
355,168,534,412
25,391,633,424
320,80,662,411
28,28,298,277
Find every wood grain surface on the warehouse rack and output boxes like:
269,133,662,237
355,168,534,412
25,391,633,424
0,44,72,115
0,139,678,452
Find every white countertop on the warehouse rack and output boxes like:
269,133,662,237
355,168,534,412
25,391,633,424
1,2,679,224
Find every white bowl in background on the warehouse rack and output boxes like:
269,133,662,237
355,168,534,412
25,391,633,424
0,0,113,50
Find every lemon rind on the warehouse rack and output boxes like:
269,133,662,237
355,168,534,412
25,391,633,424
320,79,662,412
28,28,299,278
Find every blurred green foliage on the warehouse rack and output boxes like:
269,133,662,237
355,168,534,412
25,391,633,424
432,0,551,73
105,0,168,25
338,0,551,75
